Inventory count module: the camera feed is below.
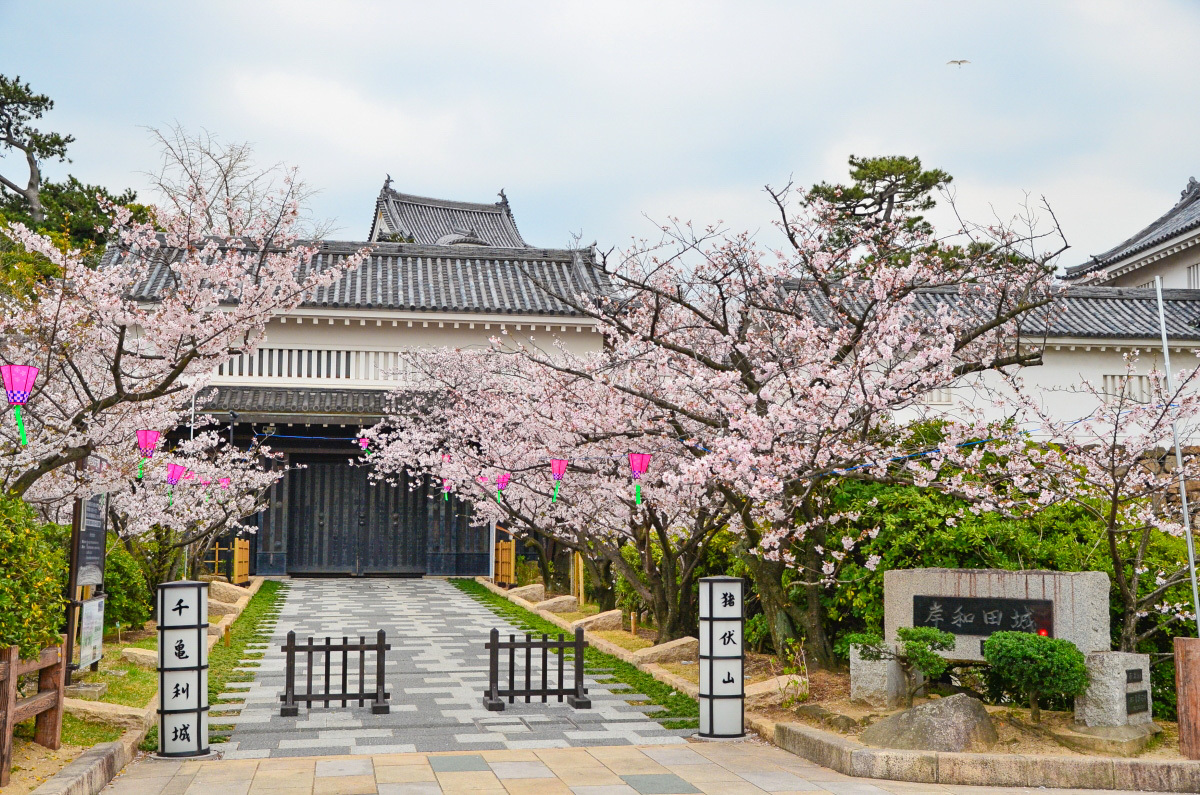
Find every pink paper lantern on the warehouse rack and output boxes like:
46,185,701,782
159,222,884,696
441,454,452,501
358,437,370,450
1,364,38,446
550,458,569,502
219,477,231,489
1,364,38,405
629,453,652,504
135,429,161,478
165,462,186,506
165,463,186,485
495,472,511,502
136,429,160,457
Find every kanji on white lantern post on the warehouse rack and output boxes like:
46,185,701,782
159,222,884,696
157,581,210,757
699,575,745,739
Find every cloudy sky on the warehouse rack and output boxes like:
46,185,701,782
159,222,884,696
1,1,1197,268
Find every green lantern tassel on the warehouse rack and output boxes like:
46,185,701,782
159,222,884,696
167,486,173,507
635,483,642,504
13,405,27,446
444,491,449,501
138,458,145,479
496,490,502,502
552,481,560,503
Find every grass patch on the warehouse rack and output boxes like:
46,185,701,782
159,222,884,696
591,629,654,652
452,579,698,729
556,604,601,622
71,641,159,709
139,579,287,751
15,713,123,746
659,662,700,685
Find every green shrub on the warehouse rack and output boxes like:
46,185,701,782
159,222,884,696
0,495,68,657
745,612,770,653
846,626,955,707
983,631,1089,723
103,535,151,631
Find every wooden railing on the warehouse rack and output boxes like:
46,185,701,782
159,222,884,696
280,631,391,716
0,642,65,787
483,628,590,712
213,347,432,389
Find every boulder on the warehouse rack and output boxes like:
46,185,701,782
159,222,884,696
208,599,240,617
631,636,699,665
64,697,151,730
208,579,252,604
572,609,623,632
509,584,545,602
121,647,157,668
65,682,107,701
859,694,998,752
535,595,578,613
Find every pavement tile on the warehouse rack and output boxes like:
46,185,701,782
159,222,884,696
502,778,572,794
315,757,374,777
377,785,444,795
312,773,378,794
430,754,492,771
738,771,818,792
489,760,556,779
435,770,504,789
376,764,437,783
568,788,639,795
618,774,701,794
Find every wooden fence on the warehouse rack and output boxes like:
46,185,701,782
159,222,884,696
280,631,391,716
0,642,65,787
483,628,591,711
205,538,251,586
494,540,517,586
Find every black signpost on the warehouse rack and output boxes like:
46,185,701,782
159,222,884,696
63,457,108,685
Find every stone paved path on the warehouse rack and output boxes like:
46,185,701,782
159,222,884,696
104,740,1163,795
221,579,690,757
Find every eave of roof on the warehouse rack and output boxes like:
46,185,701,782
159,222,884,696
1064,177,1200,280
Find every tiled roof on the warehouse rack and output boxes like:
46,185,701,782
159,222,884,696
1064,178,1200,280
860,285,1200,341
200,386,389,416
119,240,609,317
369,183,529,247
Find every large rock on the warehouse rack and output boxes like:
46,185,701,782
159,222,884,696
859,694,998,752
572,609,623,632
208,599,240,617
209,579,252,604
632,636,699,665
509,584,545,602
121,647,157,668
535,595,578,613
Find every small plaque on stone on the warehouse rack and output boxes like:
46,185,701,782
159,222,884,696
1126,668,1142,684
1126,690,1149,715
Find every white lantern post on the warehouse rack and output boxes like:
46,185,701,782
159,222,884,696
157,581,210,757
699,575,745,739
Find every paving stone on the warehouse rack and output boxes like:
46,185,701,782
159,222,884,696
228,578,691,756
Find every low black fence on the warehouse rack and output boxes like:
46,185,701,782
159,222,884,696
483,627,591,711
280,630,391,716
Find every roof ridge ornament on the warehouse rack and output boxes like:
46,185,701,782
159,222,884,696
498,188,509,207
1184,177,1199,201
383,173,393,191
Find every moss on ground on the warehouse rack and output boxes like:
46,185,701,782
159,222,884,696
452,578,698,730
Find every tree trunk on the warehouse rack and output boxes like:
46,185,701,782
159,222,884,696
1029,692,1040,723
585,556,616,611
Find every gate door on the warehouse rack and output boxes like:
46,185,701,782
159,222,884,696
287,457,426,576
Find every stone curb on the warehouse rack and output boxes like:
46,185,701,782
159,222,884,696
475,577,698,678
33,576,267,795
774,721,1200,793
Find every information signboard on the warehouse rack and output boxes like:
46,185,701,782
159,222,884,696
78,596,105,668
77,494,107,587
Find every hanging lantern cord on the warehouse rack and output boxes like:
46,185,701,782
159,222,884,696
13,405,27,446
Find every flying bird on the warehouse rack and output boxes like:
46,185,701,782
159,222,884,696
947,59,971,67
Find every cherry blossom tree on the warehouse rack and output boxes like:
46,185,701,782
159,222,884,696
0,181,367,511
367,175,1065,665
997,354,1200,652
105,429,285,587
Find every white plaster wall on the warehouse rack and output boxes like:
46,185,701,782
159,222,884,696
1105,247,1200,289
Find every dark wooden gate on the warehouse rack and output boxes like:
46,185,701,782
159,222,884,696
287,457,426,576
